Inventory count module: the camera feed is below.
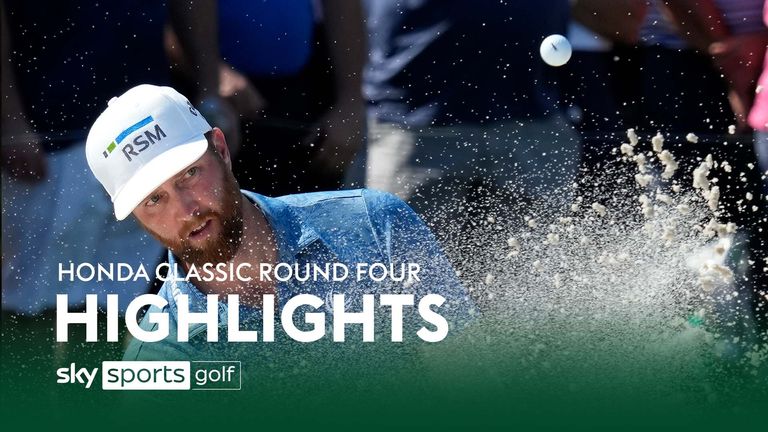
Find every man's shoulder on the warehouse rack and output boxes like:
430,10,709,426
275,189,364,207
245,189,417,257
273,188,407,212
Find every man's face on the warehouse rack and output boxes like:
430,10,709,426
132,145,244,267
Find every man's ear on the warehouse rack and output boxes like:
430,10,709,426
210,127,232,169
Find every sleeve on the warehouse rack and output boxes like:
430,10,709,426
362,189,478,333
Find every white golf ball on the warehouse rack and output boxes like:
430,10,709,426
540,34,572,67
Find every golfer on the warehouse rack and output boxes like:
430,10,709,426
85,84,474,359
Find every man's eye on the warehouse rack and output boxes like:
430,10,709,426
185,167,198,177
145,194,161,206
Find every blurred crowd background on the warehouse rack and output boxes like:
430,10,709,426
1,0,767,341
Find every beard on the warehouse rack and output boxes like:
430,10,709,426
142,166,245,268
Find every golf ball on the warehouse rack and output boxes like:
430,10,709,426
540,34,572,67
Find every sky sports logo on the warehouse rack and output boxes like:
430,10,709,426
56,361,241,390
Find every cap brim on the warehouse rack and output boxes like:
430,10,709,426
112,136,209,220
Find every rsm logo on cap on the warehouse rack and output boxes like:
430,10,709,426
102,115,167,162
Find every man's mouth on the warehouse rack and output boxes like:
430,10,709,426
188,219,212,238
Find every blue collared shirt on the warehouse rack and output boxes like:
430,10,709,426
124,189,475,360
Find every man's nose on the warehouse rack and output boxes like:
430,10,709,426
175,189,201,221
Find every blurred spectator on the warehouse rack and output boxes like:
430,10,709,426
746,0,768,332
749,1,768,196
1,0,229,316
646,0,768,336
347,0,582,241
622,0,765,134
660,0,767,132
622,0,765,221
167,0,366,196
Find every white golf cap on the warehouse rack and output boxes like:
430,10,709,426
86,84,212,220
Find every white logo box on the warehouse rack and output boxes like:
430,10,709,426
102,361,191,390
